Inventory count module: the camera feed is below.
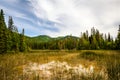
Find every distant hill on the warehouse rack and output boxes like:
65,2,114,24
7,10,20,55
31,35,52,42
26,35,53,43
26,35,79,43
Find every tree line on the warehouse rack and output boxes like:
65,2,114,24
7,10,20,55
0,9,120,54
0,9,27,54
28,26,120,50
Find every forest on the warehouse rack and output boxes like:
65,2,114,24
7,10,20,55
0,9,120,54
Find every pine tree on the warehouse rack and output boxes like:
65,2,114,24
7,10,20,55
115,25,120,49
7,16,13,51
12,27,19,52
108,33,111,42
8,16,19,52
8,16,14,31
89,28,99,49
0,9,7,54
19,29,26,52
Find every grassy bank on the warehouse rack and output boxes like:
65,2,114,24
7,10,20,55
0,50,120,80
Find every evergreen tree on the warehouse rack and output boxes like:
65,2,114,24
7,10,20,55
0,9,7,54
106,33,113,49
8,16,14,31
115,25,120,49
19,29,26,52
12,27,19,52
90,35,98,49
7,16,13,51
89,28,99,49
65,35,77,50
91,27,96,36
99,34,105,49
108,33,111,42
8,16,19,52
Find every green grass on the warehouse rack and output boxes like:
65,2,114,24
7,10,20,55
0,50,120,80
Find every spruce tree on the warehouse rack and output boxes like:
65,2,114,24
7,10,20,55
0,9,7,54
19,29,26,52
8,16,14,31
8,16,19,52
7,16,13,51
108,33,111,42
115,25,120,49
89,28,99,49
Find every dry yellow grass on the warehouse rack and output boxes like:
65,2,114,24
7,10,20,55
0,50,120,80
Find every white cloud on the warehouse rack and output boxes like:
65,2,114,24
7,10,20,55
3,0,18,3
21,0,120,38
0,4,35,26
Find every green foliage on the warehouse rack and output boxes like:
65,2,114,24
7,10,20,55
115,32,120,49
8,16,14,31
64,36,77,50
0,9,27,53
78,36,90,50
19,29,27,52
8,16,20,52
0,9,7,54
27,35,78,50
31,35,53,42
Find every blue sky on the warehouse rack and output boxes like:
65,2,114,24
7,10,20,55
0,0,120,38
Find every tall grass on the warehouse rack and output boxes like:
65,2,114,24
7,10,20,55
78,50,120,80
105,54,120,80
0,53,25,80
0,50,120,80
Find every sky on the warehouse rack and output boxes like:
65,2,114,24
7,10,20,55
0,0,120,38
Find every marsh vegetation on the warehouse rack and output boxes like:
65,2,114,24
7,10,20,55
0,50,120,80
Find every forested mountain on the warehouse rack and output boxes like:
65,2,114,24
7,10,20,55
0,9,120,53
27,35,79,43
28,35,53,42
26,35,79,50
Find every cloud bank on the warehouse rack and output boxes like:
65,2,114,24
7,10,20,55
28,0,120,38
0,0,120,38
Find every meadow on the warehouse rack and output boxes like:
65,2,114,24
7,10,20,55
0,50,120,80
